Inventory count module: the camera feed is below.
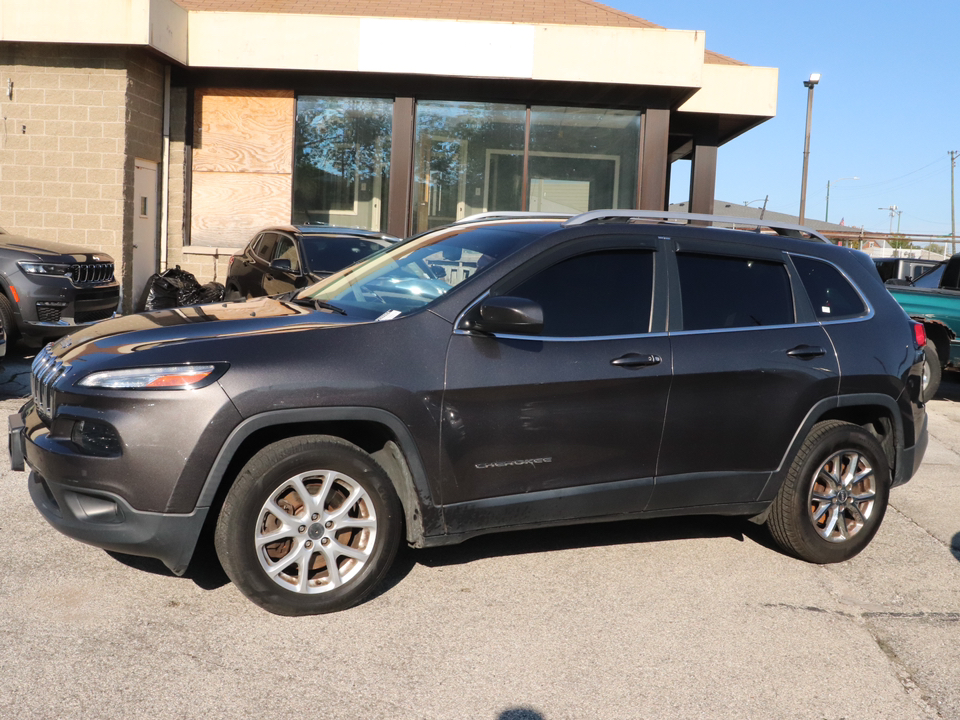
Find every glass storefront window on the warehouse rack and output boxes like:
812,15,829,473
528,107,641,214
293,97,393,232
412,100,527,234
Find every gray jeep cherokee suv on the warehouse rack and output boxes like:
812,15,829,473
0,227,119,345
10,211,929,616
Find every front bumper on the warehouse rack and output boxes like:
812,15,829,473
11,275,119,338
26,469,207,575
10,406,206,575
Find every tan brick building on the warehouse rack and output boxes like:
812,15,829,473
0,0,778,311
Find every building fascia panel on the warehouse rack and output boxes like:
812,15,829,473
533,26,702,88
678,63,778,118
0,0,187,64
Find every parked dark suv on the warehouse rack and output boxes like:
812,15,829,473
0,227,119,345
224,225,397,300
10,211,928,616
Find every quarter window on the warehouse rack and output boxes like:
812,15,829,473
791,255,866,320
505,250,654,337
677,253,794,330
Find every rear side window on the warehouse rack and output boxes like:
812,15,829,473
506,249,654,337
791,255,866,320
676,253,794,330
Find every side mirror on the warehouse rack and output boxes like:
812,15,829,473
461,296,543,335
271,258,293,272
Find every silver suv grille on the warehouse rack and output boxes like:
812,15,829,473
70,263,114,285
31,346,67,421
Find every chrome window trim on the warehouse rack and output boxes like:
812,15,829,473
453,327,668,343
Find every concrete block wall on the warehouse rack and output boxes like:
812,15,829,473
0,43,167,311
0,43,128,266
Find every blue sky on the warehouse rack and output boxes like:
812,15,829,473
609,1,960,239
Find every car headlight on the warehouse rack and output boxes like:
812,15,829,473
77,364,226,390
18,261,72,276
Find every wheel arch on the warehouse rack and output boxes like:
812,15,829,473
757,394,905,505
196,407,443,549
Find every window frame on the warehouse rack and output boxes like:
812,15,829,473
455,233,667,341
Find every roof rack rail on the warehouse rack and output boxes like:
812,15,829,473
454,211,573,224
563,210,832,243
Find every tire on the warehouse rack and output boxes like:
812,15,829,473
921,339,941,403
766,420,890,564
223,284,244,302
0,293,18,344
214,435,403,615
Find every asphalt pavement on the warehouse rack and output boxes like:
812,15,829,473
0,345,958,719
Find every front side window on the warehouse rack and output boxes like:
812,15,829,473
504,250,653,337
677,253,794,331
791,255,866,320
273,236,300,273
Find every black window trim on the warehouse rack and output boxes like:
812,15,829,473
787,252,875,325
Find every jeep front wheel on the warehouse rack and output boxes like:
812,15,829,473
214,435,402,615
766,420,890,564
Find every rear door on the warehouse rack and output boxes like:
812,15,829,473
440,233,671,532
649,239,840,511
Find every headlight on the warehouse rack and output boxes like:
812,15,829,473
18,261,72,276
77,364,225,390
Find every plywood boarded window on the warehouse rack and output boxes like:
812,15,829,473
191,88,295,247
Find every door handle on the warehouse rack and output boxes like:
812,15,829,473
611,353,662,368
786,345,826,359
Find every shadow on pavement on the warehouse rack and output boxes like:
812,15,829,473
0,343,35,400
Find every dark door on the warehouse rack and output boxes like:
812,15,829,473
649,244,841,511
235,232,277,297
441,239,671,532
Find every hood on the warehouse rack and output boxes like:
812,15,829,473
50,296,355,363
0,233,115,263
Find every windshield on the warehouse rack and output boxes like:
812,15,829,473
292,220,559,320
301,236,387,274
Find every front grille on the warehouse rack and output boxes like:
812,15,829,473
75,308,114,324
70,263,115,285
31,346,68,421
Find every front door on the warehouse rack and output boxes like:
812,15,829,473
440,238,670,533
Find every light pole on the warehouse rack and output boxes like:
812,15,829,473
798,73,821,225
825,176,857,223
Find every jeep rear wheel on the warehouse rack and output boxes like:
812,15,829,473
214,435,402,615
766,420,890,564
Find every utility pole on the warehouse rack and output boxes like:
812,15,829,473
950,150,957,256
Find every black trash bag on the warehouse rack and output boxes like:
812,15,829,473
139,266,205,312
